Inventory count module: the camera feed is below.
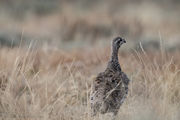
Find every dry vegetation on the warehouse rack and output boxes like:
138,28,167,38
0,45,179,120
0,0,180,119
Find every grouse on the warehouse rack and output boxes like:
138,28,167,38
90,37,130,118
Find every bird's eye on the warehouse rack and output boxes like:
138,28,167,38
117,38,122,44
112,80,115,83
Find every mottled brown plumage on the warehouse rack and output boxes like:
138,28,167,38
90,37,130,118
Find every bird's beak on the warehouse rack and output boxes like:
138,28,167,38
122,39,126,43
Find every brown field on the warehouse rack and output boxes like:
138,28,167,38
0,45,179,120
0,0,180,120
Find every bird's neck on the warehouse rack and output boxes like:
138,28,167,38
107,47,121,71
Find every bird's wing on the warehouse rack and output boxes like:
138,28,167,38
121,72,130,85
90,72,106,102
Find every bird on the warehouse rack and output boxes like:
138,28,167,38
90,37,130,119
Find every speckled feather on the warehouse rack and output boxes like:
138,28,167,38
90,37,130,117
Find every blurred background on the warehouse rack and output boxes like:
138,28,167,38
0,1,180,120
0,0,180,51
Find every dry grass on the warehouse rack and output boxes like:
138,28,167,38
0,45,179,120
0,1,180,119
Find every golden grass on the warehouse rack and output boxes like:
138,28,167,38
0,46,179,120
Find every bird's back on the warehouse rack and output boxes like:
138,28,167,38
90,68,130,115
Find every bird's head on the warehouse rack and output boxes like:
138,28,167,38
112,37,126,49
